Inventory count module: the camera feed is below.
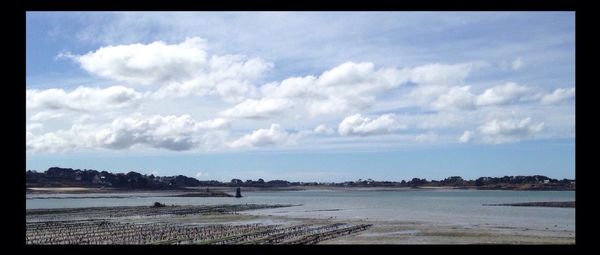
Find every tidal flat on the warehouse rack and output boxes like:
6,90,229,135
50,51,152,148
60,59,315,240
26,189,575,244
26,204,371,245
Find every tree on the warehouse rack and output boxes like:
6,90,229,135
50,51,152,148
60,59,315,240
475,177,486,186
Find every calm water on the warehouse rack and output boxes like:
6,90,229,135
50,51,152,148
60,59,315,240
26,189,575,231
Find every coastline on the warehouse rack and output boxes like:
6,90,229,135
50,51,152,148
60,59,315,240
26,184,575,195
483,201,575,208
26,203,575,244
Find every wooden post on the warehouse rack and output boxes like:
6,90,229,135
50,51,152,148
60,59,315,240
235,187,242,198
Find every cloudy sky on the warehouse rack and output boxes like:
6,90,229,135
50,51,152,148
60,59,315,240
26,12,575,181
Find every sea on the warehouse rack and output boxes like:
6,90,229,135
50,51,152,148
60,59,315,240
26,189,575,232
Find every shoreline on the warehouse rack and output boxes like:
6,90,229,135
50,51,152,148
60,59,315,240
483,201,575,208
26,185,575,195
26,203,575,244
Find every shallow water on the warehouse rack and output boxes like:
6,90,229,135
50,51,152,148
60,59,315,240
26,189,575,232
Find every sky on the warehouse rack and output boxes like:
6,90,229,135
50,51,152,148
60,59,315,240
26,12,575,182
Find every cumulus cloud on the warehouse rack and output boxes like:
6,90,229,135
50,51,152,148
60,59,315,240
27,123,44,132
68,37,207,84
478,117,544,144
26,86,142,112
97,115,229,150
431,86,476,110
227,61,476,119
338,113,404,136
30,112,65,121
28,40,572,153
227,124,298,149
540,87,575,104
26,123,101,153
459,130,474,143
408,63,474,85
219,98,293,119
412,81,564,112
403,63,485,111
195,118,231,130
63,37,272,102
313,124,335,135
26,115,230,153
61,38,206,84
414,132,439,143
475,82,531,106
512,57,524,70
255,61,410,117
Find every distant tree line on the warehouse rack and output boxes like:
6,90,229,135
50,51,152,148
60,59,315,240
329,176,574,189
25,167,292,189
25,167,575,190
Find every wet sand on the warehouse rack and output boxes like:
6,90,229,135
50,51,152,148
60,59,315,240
26,204,371,245
318,220,574,244
172,213,575,244
26,204,575,244
26,189,575,244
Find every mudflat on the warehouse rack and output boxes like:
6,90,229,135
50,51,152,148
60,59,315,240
26,204,371,245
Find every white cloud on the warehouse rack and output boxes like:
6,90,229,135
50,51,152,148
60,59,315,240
70,37,208,84
431,86,476,110
478,117,544,144
26,123,100,153
26,115,230,153
408,63,474,85
338,113,404,136
459,130,474,143
97,115,227,150
257,61,410,117
28,39,572,153
228,124,297,149
410,81,550,112
540,87,575,104
403,63,486,111
24,12,579,157
475,82,531,106
414,132,439,143
244,62,475,119
195,118,231,130
30,112,65,121
195,172,203,178
313,124,335,135
512,57,524,70
64,37,272,102
26,86,142,112
219,98,293,119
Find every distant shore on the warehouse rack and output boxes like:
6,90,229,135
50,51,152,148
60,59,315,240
483,201,575,208
26,184,575,196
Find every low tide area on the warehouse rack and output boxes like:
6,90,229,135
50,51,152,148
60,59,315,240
26,189,575,244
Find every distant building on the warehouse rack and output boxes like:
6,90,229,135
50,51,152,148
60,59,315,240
91,175,101,184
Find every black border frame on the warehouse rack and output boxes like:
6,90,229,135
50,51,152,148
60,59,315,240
13,0,588,254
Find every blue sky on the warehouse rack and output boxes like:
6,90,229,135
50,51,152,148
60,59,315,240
26,12,575,181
